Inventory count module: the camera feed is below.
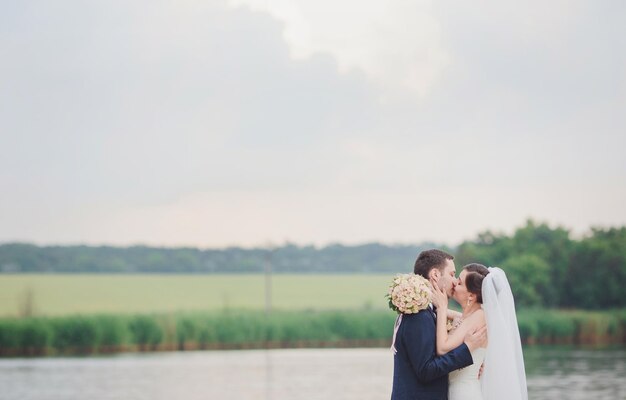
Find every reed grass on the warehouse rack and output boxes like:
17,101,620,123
517,309,626,345
1,309,624,356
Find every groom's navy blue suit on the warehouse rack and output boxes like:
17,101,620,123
391,306,473,400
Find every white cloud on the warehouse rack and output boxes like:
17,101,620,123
228,0,450,97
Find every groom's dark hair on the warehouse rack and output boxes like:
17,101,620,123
413,249,454,278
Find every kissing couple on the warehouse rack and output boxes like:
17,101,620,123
391,249,527,400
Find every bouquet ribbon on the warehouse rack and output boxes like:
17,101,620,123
390,314,403,355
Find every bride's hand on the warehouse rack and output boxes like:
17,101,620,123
430,281,448,310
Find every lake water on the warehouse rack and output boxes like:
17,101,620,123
0,347,624,400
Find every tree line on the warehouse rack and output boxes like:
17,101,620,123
455,221,626,309
1,220,625,309
0,242,437,274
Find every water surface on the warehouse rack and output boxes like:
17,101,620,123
0,347,624,399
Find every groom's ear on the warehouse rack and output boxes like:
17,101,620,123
429,268,440,280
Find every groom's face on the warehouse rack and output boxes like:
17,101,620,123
439,259,457,298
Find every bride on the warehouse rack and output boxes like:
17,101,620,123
431,264,528,400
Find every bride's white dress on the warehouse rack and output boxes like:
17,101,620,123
448,347,486,400
447,267,528,400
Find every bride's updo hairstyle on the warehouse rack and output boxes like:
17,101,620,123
463,263,490,304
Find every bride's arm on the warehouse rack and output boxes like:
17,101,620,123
437,309,485,355
432,286,484,356
435,305,451,355
430,285,455,356
447,309,462,321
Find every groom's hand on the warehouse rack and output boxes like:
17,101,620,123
464,325,487,352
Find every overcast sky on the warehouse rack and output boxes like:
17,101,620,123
1,0,625,248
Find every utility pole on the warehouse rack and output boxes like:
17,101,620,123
264,246,273,315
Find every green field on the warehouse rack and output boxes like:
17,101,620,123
0,274,392,316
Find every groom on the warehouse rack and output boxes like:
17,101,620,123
391,249,487,400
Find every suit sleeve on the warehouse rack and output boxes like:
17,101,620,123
403,312,474,383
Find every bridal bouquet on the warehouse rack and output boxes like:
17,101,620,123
386,273,433,314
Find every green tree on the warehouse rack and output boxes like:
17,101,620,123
510,220,573,306
501,254,551,308
567,228,626,309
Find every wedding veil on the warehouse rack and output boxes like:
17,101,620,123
481,267,528,400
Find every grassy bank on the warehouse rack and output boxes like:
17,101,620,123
0,310,395,356
517,309,626,345
1,309,625,356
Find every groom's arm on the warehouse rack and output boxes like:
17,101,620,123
404,312,474,383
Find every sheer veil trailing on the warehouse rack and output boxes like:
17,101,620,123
481,267,528,400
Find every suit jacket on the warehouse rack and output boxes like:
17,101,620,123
391,308,474,400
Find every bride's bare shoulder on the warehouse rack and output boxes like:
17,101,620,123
468,309,485,325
